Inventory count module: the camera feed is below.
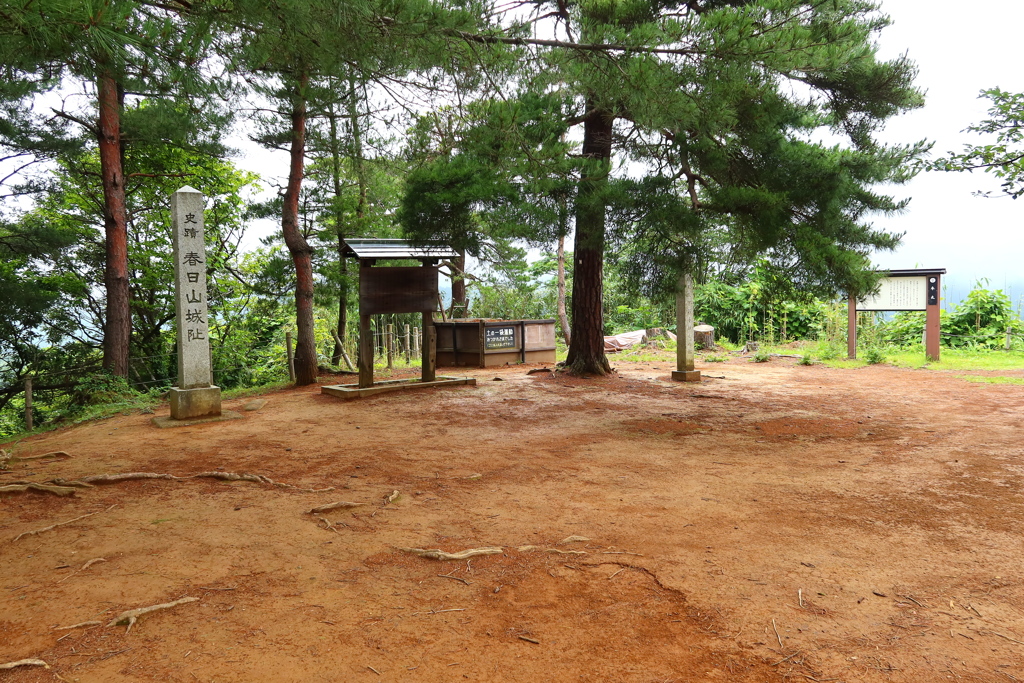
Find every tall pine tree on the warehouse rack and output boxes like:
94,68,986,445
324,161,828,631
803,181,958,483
403,0,926,374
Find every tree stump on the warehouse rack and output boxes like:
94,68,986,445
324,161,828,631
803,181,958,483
694,324,715,350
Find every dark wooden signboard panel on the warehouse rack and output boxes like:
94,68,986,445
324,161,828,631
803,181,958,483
485,326,516,350
359,267,438,315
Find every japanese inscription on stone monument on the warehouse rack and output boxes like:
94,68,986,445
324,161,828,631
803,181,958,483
171,186,212,389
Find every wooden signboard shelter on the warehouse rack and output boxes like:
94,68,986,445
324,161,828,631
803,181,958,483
321,239,476,399
849,268,945,362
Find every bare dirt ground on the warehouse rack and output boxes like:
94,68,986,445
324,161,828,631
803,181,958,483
2,356,1023,682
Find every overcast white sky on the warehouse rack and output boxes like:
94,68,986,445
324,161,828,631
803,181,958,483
872,0,1024,305
234,0,1024,307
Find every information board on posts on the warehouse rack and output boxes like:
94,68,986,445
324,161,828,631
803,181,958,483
485,326,517,350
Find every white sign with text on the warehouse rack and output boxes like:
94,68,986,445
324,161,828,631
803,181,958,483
858,276,928,311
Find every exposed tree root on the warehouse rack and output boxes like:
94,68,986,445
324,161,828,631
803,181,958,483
57,557,107,584
0,482,79,497
560,535,591,544
518,545,587,555
107,596,199,633
72,472,175,484
307,501,365,514
0,658,48,671
578,561,685,597
11,508,109,542
54,620,102,631
399,546,503,561
18,451,73,461
49,471,333,493
315,516,339,533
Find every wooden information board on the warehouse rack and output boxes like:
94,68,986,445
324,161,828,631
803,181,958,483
858,277,928,311
359,267,438,315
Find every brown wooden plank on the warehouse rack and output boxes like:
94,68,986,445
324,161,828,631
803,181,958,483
359,267,438,315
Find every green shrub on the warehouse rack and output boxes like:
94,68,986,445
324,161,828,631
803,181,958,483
863,347,886,365
798,353,813,365
74,372,139,405
752,349,771,363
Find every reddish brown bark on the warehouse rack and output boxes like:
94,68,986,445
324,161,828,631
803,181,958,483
451,251,467,315
281,73,318,386
98,73,131,378
564,107,613,375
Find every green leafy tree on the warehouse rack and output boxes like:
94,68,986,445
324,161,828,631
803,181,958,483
930,89,1024,197
225,0,485,384
403,0,926,375
8,142,257,386
0,0,226,377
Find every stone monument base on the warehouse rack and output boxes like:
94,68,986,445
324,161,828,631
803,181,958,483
671,370,702,382
151,410,242,429
169,385,222,419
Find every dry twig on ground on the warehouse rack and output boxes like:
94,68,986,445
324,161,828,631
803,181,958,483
107,596,199,633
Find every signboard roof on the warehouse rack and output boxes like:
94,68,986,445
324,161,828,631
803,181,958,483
879,268,946,277
341,238,459,261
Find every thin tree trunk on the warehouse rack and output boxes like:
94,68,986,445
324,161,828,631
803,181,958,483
327,99,347,365
564,106,613,375
98,73,130,378
281,72,317,386
332,75,369,363
451,250,467,315
556,233,570,346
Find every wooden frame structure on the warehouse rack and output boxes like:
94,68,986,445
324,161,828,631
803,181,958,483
321,239,476,399
849,268,945,362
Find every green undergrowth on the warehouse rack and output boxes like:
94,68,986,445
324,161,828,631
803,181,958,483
956,375,1024,385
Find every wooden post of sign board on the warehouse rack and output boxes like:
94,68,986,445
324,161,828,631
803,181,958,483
478,320,486,368
422,262,436,382
925,273,941,361
358,314,373,388
386,323,394,369
847,297,857,360
672,271,700,382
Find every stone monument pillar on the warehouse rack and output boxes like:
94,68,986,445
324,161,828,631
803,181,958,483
168,186,221,419
672,271,701,382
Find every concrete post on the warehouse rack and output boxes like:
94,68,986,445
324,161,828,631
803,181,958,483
169,186,221,419
672,271,700,382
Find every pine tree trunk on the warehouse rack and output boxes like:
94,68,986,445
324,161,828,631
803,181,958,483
564,107,613,375
281,73,317,386
328,99,347,366
451,250,467,315
556,233,570,346
97,73,130,378
333,238,348,366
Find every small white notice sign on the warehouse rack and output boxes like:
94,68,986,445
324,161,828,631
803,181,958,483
858,276,928,311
